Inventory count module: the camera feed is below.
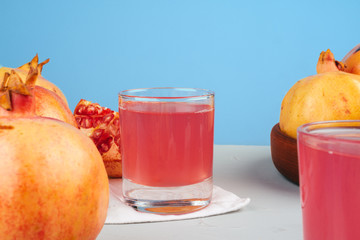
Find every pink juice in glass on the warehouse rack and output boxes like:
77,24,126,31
119,101,214,187
298,126,360,240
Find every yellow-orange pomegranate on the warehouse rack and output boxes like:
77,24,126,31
0,117,109,240
280,46,360,139
0,72,109,239
280,71,360,139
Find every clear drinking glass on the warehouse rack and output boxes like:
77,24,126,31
119,88,215,214
297,120,360,240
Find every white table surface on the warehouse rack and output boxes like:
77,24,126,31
97,145,303,240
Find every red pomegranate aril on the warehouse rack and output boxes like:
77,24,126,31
92,129,104,140
103,114,114,124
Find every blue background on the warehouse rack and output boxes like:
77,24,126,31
1,0,359,145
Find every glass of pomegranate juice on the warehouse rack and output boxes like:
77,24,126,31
297,120,360,240
118,88,214,214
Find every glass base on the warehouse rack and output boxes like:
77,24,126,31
122,177,213,215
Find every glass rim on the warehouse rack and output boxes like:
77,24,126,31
118,87,214,100
297,120,360,143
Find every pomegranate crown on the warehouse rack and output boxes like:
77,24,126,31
0,55,50,111
18,54,50,73
316,49,346,74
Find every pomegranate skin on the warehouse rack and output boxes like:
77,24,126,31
0,117,109,240
342,44,360,74
34,86,78,128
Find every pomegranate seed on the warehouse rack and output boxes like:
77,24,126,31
104,136,113,144
75,116,82,125
76,105,86,115
113,118,119,126
93,117,103,128
86,105,96,115
99,142,110,153
91,129,104,140
103,114,114,124
97,107,103,114
83,118,92,128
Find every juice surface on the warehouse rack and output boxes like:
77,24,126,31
119,101,214,187
298,128,360,240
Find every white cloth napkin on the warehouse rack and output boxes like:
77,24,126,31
105,179,250,224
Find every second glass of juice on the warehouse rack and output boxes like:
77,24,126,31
297,120,360,240
119,88,214,214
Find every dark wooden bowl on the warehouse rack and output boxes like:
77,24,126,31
270,123,299,185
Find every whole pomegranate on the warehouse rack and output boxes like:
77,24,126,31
0,54,68,106
0,118,109,240
280,71,360,139
0,65,77,127
280,46,360,139
0,73,109,239
74,99,122,178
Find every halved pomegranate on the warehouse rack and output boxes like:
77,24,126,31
74,99,122,178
